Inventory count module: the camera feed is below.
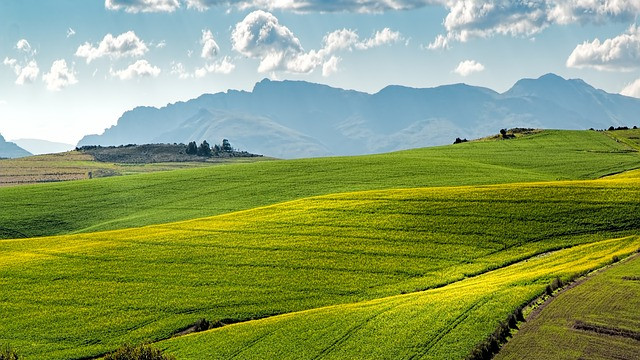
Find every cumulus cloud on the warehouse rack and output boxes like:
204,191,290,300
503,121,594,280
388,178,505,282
621,78,640,98
566,24,640,71
110,59,161,80
75,31,149,63
42,59,78,91
201,29,220,59
453,59,485,76
322,56,341,77
4,57,40,85
357,28,403,49
194,56,235,77
322,29,360,53
428,1,640,49
232,10,321,73
105,0,180,13
16,39,34,54
232,11,403,74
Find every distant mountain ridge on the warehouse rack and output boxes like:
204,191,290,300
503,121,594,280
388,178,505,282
11,138,74,155
0,134,31,158
78,74,640,158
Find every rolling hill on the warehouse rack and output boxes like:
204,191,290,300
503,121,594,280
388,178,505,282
77,74,640,158
495,253,640,360
0,133,31,159
2,130,640,240
2,172,639,359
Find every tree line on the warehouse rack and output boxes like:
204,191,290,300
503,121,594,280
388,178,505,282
185,139,234,157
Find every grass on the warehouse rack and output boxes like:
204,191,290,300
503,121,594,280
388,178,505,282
495,254,640,360
0,151,268,188
1,130,639,239
157,237,640,359
1,172,640,359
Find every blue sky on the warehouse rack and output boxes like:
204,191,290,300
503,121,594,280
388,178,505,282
1,0,640,144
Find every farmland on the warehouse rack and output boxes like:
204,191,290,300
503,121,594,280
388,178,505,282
2,130,640,240
1,171,640,359
159,237,639,359
0,150,267,188
495,254,640,360
0,129,639,359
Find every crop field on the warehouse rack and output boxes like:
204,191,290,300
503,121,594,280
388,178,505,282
0,151,265,187
1,171,640,359
495,254,640,360
159,237,640,359
1,130,639,239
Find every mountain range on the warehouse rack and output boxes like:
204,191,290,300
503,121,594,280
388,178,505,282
78,73,640,158
0,134,31,159
11,138,75,155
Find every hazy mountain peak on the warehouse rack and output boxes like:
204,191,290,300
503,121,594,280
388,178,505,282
0,133,32,158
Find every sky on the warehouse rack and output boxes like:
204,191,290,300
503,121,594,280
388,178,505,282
1,0,640,145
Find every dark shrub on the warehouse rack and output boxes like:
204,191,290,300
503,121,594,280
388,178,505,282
194,318,211,332
0,345,18,360
103,344,175,360
612,255,620,263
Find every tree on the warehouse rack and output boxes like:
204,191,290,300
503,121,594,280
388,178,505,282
186,141,198,155
197,140,211,157
499,128,507,138
221,139,233,152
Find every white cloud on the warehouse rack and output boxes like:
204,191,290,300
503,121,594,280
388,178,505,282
322,56,341,77
621,78,640,98
357,28,403,49
170,61,191,79
453,59,485,76
42,59,78,91
3,57,17,69
232,11,403,74
200,29,220,59
110,59,161,80
566,24,640,71
16,61,40,85
194,56,235,77
4,57,40,85
105,0,180,13
232,10,321,73
322,29,360,53
156,40,167,48
67,28,76,38
75,31,149,63
16,39,34,54
428,1,640,49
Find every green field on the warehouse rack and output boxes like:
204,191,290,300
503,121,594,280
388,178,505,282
159,237,639,360
495,254,640,360
2,130,639,240
1,171,640,359
1,129,639,359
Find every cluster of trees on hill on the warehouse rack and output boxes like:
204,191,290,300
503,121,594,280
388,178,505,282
185,139,234,157
590,125,639,131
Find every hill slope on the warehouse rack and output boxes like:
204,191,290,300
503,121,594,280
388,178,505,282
0,133,31,158
496,254,640,360
78,74,640,158
2,173,639,359
2,130,640,239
